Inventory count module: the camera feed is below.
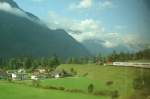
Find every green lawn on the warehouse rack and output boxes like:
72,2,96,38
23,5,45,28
0,81,109,99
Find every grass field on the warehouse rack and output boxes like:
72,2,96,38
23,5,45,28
0,81,109,99
56,64,149,99
1,64,150,99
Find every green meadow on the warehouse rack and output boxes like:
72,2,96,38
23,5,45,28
1,64,150,99
0,81,108,99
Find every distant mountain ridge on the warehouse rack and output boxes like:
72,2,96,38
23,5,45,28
0,0,90,58
83,40,135,55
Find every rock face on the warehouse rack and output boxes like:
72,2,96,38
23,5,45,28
0,0,90,58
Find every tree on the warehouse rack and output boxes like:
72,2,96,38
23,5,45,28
88,84,94,93
9,58,17,69
70,68,77,75
66,57,79,64
111,90,119,99
32,79,40,87
49,55,60,68
24,57,33,69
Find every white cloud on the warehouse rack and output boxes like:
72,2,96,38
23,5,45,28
46,11,122,48
99,0,115,9
0,2,28,18
0,2,43,25
102,41,116,48
46,11,149,49
47,12,104,42
69,19,104,42
69,0,92,9
122,34,147,49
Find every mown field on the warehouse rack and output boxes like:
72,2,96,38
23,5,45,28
1,64,150,99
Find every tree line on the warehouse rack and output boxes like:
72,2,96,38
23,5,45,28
0,55,60,69
107,48,150,62
0,48,150,69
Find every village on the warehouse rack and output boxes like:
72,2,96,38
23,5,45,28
0,67,77,81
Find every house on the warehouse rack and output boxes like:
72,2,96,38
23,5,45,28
51,70,73,78
31,68,49,79
18,69,26,74
31,75,38,80
38,69,46,74
12,73,17,80
6,69,28,80
7,70,17,80
50,71,61,78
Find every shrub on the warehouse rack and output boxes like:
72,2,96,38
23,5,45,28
47,86,58,90
83,73,88,77
111,90,119,99
94,90,112,96
106,81,114,86
8,78,12,82
57,86,65,90
88,84,94,93
70,68,77,75
44,86,65,91
32,80,40,87
133,78,144,89
65,89,84,93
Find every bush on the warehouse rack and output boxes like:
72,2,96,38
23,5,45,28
32,80,40,87
133,78,144,89
70,68,77,75
57,86,65,90
88,84,94,93
111,90,119,99
94,90,112,96
65,89,84,93
8,78,12,82
106,81,114,86
83,73,88,77
44,86,65,91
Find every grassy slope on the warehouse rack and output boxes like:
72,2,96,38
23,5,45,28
0,81,108,99
55,64,148,99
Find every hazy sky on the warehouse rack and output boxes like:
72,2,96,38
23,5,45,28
13,0,150,49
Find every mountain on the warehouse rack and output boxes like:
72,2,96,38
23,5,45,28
83,40,135,56
0,0,90,58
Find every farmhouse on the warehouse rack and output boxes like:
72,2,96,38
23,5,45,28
31,75,38,80
31,68,49,80
51,71,61,78
51,70,73,78
6,69,28,80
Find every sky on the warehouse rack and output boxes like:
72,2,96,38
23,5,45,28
9,0,150,49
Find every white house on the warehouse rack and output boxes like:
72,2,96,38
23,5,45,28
51,71,61,79
12,73,17,80
31,75,38,80
38,69,46,74
55,74,60,78
18,69,26,74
